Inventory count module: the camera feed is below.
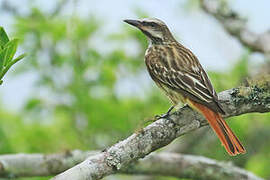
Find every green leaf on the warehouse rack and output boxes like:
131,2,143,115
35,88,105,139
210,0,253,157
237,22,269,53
0,53,26,81
2,39,19,66
0,48,5,71
0,27,9,48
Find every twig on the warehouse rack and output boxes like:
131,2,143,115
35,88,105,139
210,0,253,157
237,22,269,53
200,0,270,54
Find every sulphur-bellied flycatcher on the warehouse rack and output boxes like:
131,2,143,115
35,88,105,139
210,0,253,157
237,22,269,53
124,18,245,156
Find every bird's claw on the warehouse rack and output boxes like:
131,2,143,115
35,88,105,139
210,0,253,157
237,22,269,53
155,112,170,120
154,106,174,120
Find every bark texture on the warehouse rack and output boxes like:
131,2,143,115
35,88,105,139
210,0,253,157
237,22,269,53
123,153,263,180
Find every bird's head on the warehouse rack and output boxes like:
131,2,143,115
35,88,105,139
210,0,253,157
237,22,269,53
124,18,175,45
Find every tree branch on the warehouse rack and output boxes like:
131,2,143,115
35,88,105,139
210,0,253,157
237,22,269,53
200,0,270,54
51,83,270,180
0,151,263,180
122,153,263,180
0,150,98,178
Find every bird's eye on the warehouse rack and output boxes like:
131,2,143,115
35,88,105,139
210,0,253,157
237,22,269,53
148,22,156,27
142,21,157,27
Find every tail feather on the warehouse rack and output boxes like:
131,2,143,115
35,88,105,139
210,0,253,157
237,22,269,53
187,99,246,156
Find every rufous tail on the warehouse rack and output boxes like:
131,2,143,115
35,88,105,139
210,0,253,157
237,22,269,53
187,99,246,156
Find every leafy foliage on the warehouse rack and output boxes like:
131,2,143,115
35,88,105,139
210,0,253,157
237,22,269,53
0,27,25,84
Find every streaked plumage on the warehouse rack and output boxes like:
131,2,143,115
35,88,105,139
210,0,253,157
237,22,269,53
145,43,225,114
124,18,245,156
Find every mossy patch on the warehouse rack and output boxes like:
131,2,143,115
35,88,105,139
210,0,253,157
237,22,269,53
246,75,270,90
231,76,270,107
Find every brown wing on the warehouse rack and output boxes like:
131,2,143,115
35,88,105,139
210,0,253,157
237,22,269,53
145,45,225,114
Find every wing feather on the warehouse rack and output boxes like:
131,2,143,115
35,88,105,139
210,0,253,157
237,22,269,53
145,45,225,114
149,62,213,103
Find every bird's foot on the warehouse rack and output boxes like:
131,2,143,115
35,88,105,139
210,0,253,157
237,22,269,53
155,106,174,120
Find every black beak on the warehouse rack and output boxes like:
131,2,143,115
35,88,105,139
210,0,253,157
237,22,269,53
123,19,142,28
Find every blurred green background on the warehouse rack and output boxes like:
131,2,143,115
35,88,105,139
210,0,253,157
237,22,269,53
0,0,269,179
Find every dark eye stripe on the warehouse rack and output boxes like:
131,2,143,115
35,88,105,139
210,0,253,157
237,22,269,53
142,21,157,27
148,22,156,27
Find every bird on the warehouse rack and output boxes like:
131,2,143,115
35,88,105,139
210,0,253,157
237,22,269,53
124,18,246,156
